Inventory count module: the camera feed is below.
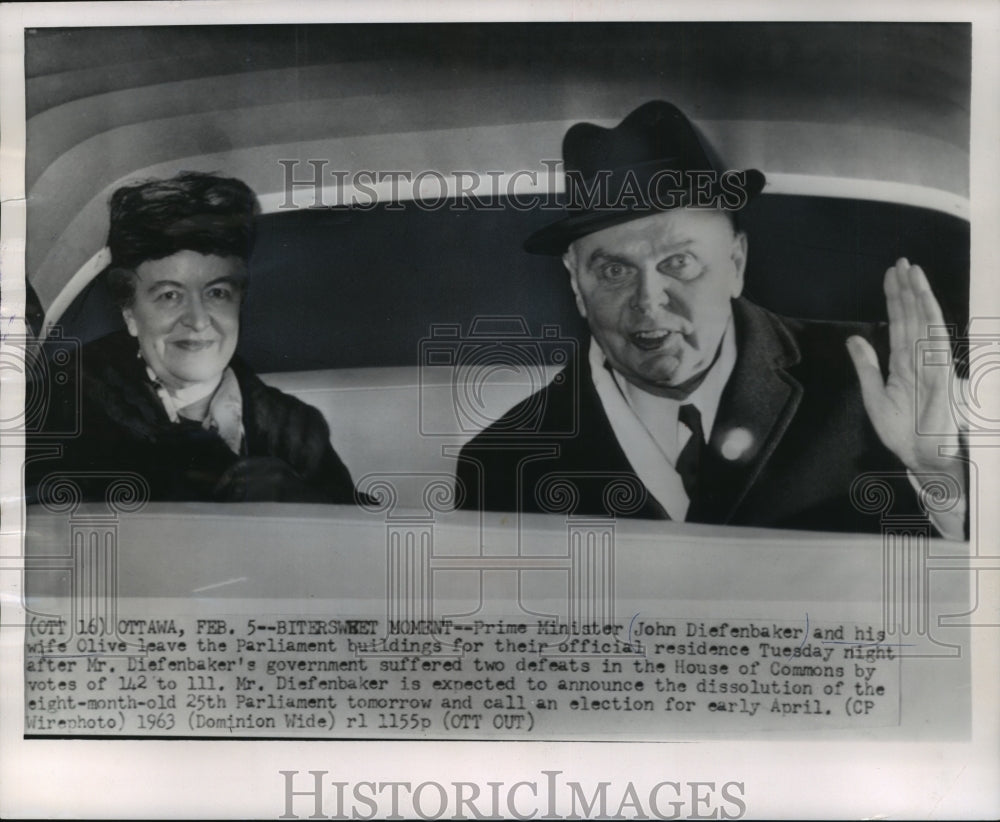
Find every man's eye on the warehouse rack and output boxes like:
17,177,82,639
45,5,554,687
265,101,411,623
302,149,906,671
206,286,234,301
155,290,181,303
660,253,698,279
599,262,635,282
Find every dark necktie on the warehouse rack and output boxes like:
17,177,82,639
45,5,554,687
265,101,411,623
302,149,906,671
676,403,704,502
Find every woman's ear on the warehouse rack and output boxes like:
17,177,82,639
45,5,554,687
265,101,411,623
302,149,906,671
122,307,138,337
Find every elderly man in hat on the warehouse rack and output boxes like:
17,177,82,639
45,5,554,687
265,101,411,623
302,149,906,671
457,101,966,537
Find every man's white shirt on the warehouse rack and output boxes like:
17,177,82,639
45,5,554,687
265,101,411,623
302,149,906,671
588,321,736,521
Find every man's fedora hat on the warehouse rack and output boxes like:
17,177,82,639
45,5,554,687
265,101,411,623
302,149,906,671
524,100,766,255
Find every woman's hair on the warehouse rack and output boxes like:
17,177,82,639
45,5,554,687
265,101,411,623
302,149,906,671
104,171,260,308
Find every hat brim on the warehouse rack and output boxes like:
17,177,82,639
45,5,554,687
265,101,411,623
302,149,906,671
524,168,766,256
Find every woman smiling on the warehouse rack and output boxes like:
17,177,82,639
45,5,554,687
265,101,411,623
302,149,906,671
32,171,363,504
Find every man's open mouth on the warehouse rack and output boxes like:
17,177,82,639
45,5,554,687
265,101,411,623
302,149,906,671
629,330,676,351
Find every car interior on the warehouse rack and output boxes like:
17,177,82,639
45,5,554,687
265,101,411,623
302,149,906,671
25,22,970,510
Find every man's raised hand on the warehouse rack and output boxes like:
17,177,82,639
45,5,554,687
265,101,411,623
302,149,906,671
846,257,963,479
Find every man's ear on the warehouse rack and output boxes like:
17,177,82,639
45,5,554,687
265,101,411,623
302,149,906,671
563,248,587,318
122,307,138,337
730,231,748,298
